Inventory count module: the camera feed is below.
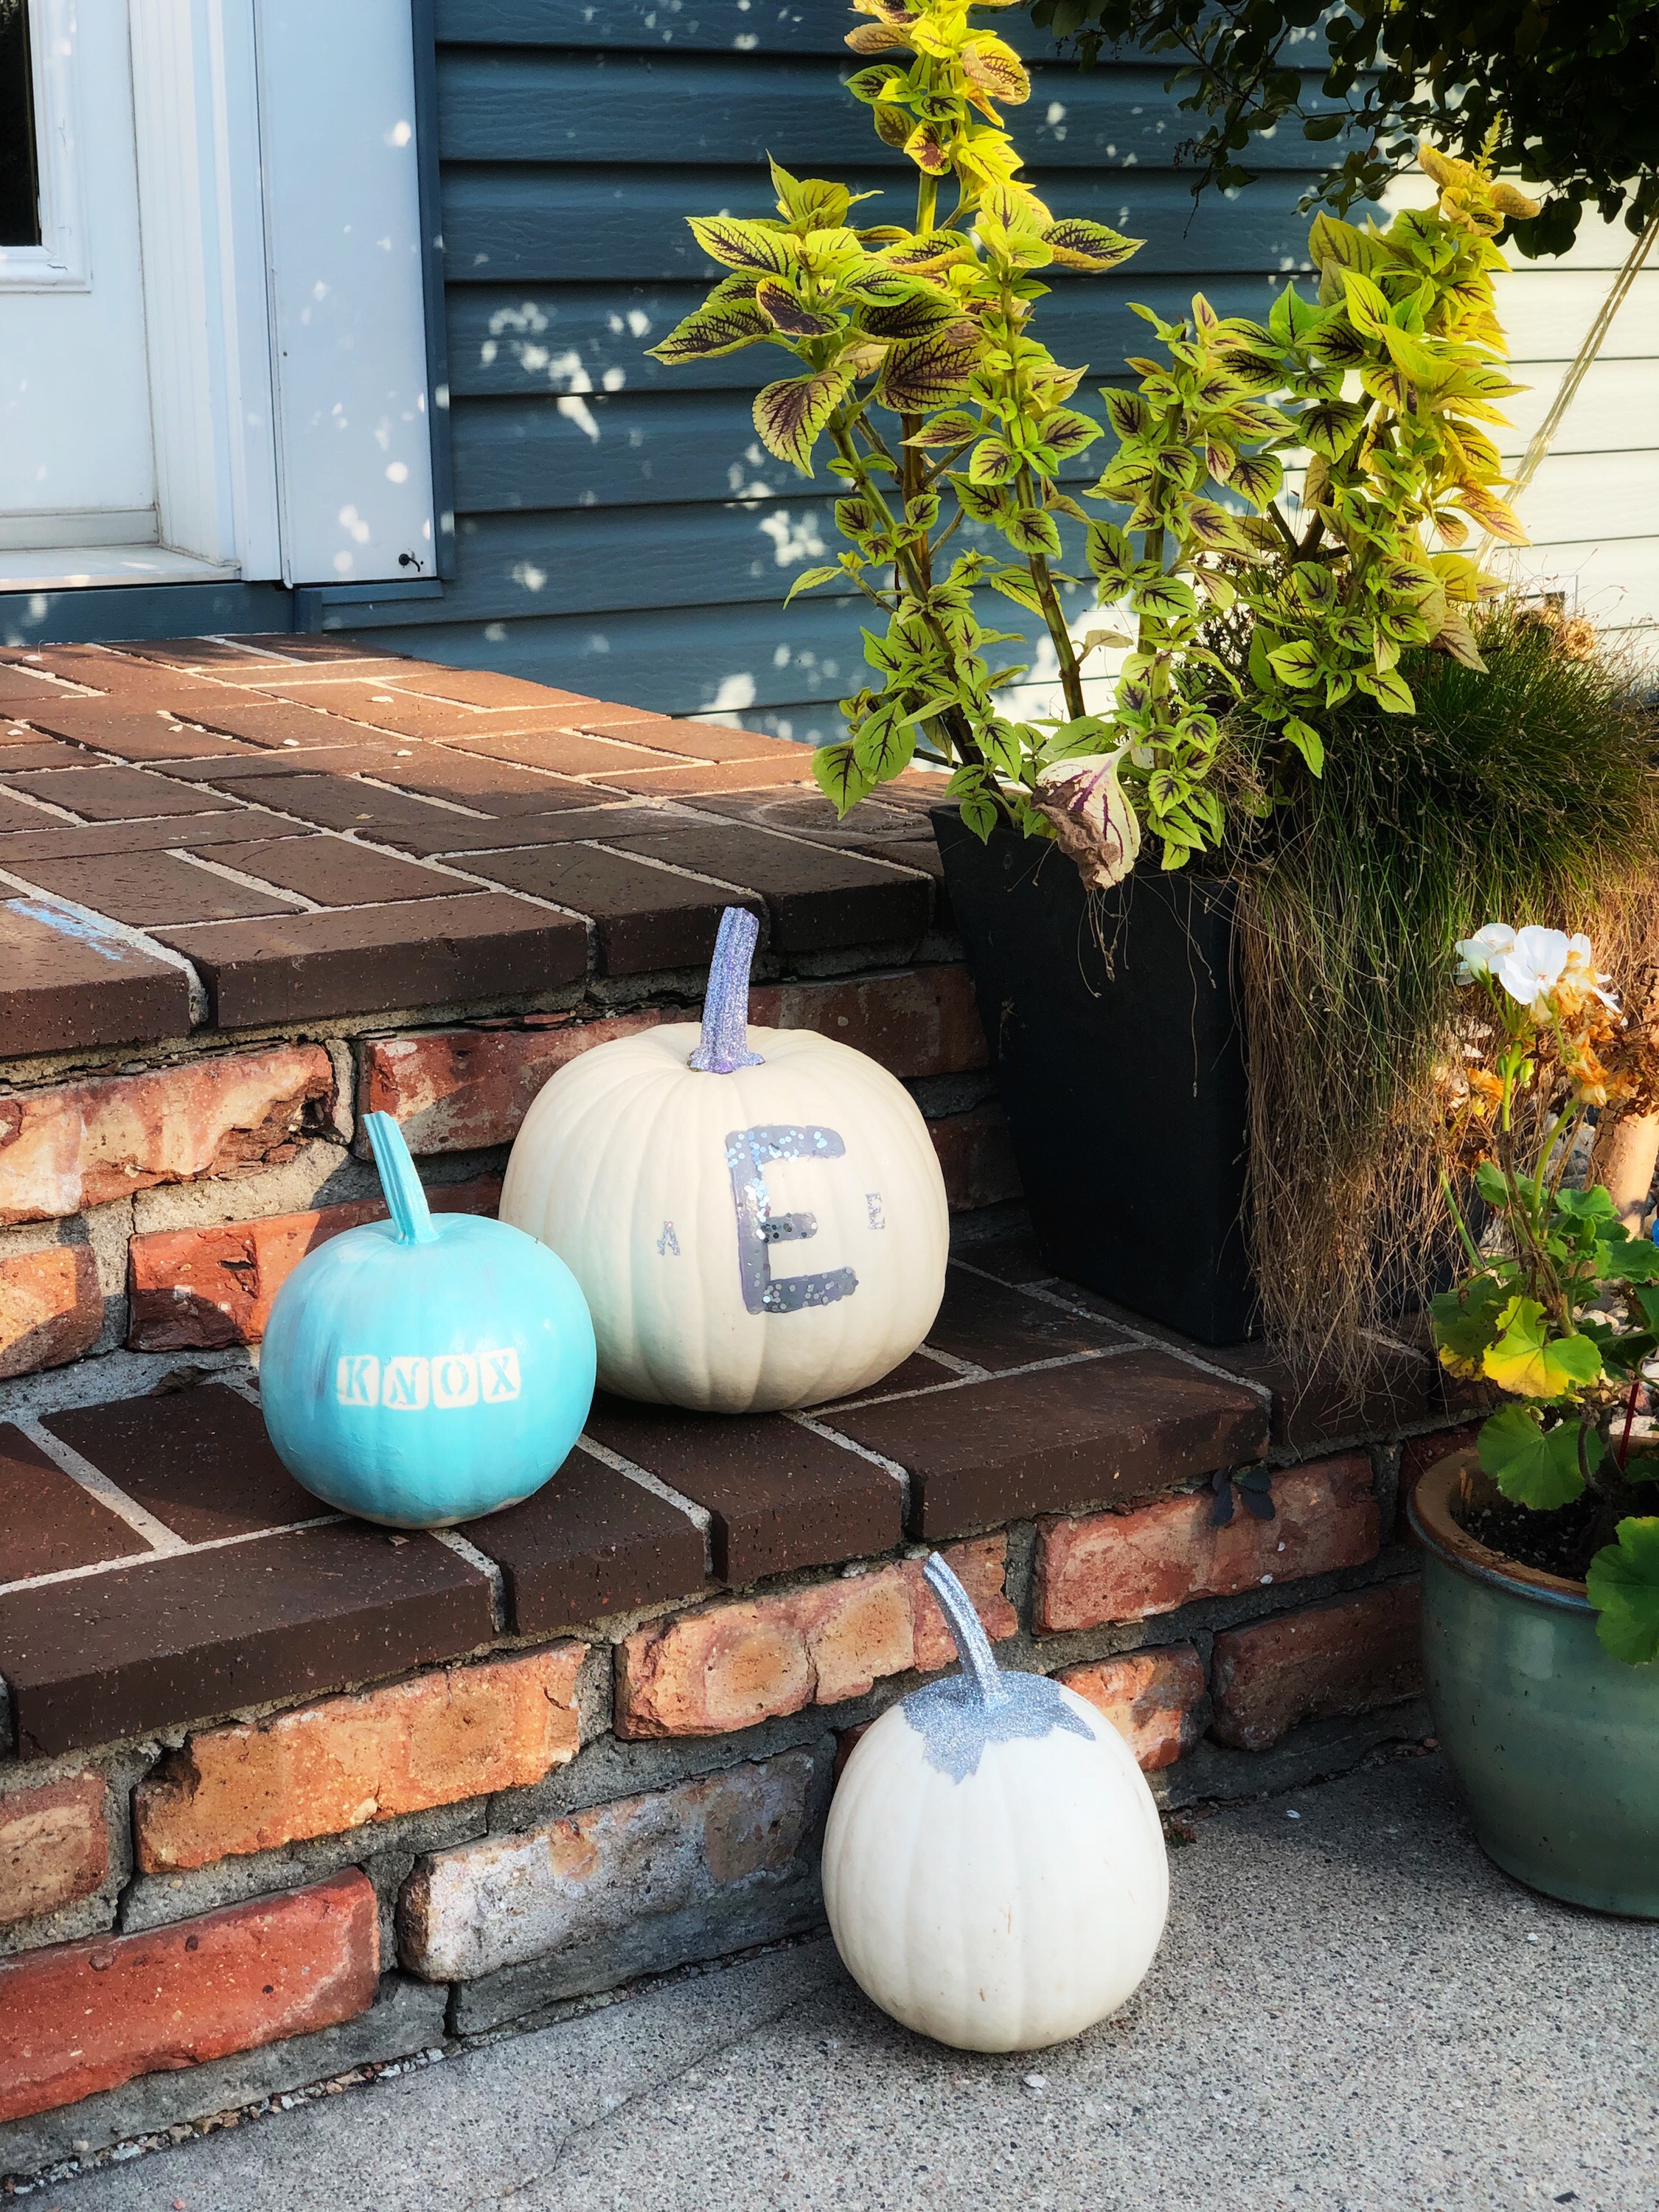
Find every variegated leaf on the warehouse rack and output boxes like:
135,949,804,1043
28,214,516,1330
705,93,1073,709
813,740,872,818
1222,451,1282,510
961,35,1030,104
687,215,793,276
880,233,970,275
753,367,851,473
1040,408,1102,459
1102,386,1148,439
755,279,837,339
950,473,1012,522
1040,219,1143,271
902,409,979,448
1183,498,1250,553
904,120,952,174
1298,400,1367,460
845,21,911,51
1454,481,1529,546
1003,506,1062,557
858,291,963,342
648,300,775,363
874,324,981,412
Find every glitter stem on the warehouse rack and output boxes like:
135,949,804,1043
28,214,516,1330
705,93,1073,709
923,1553,1006,1708
690,906,765,1074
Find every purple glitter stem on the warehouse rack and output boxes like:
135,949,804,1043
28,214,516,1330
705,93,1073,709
689,905,765,1074
923,1553,1006,1708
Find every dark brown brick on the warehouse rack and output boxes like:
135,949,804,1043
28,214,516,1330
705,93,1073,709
691,791,927,848
45,1387,318,1543
13,646,226,696
459,1445,707,1635
182,700,394,751
0,667,76,707
925,1266,1130,1374
824,1348,1269,1539
0,765,232,823
158,745,407,784
156,893,588,1026
183,773,473,835
0,1425,151,1583
0,738,99,770
224,838,464,908
0,1524,495,1757
367,749,612,817
373,800,645,857
0,808,300,862
459,846,759,975
582,1395,902,1585
1203,1335,1435,1450
7,852,305,926
0,790,74,832
0,897,189,1053
585,716,792,763
603,821,931,951
220,635,397,664
590,757,821,797
364,667,591,709
13,700,267,762
102,639,288,669
437,727,690,779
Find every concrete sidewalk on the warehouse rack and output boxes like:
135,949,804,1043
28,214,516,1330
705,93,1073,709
30,1752,1659,2212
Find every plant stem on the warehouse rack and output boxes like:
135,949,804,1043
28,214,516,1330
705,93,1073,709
1018,468,1085,719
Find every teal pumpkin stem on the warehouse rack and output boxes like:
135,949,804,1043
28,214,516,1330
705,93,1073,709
364,1111,439,1245
689,905,765,1074
924,1553,1007,1710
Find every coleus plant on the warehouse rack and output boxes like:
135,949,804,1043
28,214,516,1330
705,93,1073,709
1433,925,1659,1666
650,0,1538,880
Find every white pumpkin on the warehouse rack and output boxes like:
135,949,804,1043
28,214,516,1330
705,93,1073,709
500,906,949,1413
823,1556,1169,2052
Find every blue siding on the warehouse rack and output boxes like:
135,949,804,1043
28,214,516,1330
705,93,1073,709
341,3,1349,728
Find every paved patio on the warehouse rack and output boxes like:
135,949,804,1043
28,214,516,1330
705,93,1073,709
31,1751,1658,2212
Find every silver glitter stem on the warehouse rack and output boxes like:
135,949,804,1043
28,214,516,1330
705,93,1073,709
924,1552,1006,1708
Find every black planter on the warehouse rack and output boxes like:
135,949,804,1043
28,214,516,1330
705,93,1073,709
933,808,1256,1343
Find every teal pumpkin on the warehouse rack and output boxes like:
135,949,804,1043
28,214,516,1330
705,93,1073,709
260,1113,596,1528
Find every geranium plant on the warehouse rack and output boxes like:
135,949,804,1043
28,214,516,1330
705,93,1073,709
1432,923,1659,1663
650,0,1540,880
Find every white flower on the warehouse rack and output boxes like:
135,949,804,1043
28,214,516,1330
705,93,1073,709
1455,922,1514,984
1492,925,1581,1011
1561,932,1619,1009
1032,748,1141,891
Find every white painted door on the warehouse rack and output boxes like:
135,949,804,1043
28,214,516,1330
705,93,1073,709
0,0,166,571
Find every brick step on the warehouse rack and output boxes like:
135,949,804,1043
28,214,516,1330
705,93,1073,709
0,1231,1338,1761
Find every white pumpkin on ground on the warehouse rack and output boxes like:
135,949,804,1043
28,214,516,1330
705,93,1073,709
824,1555,1169,2052
501,905,949,1413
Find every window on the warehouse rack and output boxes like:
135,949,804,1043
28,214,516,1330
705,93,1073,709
0,0,40,248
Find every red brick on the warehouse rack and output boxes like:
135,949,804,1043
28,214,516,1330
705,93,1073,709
1398,1425,1481,1542
927,1102,1022,1211
1035,1452,1380,1632
0,1243,101,1377
0,1772,108,1927
0,1046,335,1226
1057,1644,1205,1771
360,968,987,1155
0,1870,378,2124
1208,1581,1422,1751
615,1536,1015,1739
134,1643,587,1872
126,1174,501,1350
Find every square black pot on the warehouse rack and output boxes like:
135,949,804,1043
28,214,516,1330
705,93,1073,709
933,807,1256,1343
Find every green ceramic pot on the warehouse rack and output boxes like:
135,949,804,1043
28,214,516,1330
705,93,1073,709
1410,1452,1659,1917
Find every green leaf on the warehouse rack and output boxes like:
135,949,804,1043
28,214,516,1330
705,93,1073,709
1298,400,1367,461
1282,717,1324,774
905,490,940,530
902,408,979,449
783,565,844,605
874,324,981,412
648,299,776,363
1226,451,1283,509
753,368,850,473
968,437,1018,487
987,568,1045,613
1482,1297,1604,1402
1102,387,1148,439
812,740,872,818
1085,519,1131,579
1130,574,1197,622
960,791,1001,841
1267,639,1321,689
687,215,793,276
1432,1275,1510,1372
1266,282,1324,348
1041,218,1142,271
1182,498,1250,553
950,473,1012,523
1587,1518,1659,1664
852,712,916,785
1474,1159,1513,1211
768,161,855,233
1339,268,1392,340
1478,1406,1592,1511
1004,507,1062,557
1040,408,1103,460
1354,665,1416,714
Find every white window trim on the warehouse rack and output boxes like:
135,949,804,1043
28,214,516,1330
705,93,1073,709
0,0,89,291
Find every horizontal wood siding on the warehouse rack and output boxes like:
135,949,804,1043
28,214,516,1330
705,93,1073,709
362,1,1654,726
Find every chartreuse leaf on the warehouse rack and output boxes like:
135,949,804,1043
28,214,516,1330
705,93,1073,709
1282,717,1324,774
1454,480,1530,548
687,215,793,276
813,740,871,818
1042,218,1141,271
1478,1405,1593,1510
1481,1298,1604,1401
783,565,843,606
1586,1519,1659,1665
875,326,981,411
648,301,774,363
1267,640,1321,689
1355,665,1416,714
753,369,850,473
1431,1275,1511,1375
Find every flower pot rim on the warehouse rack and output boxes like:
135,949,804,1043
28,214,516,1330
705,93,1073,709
1408,1448,1592,1615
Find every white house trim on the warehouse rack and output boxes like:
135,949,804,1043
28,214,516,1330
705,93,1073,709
0,0,89,293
